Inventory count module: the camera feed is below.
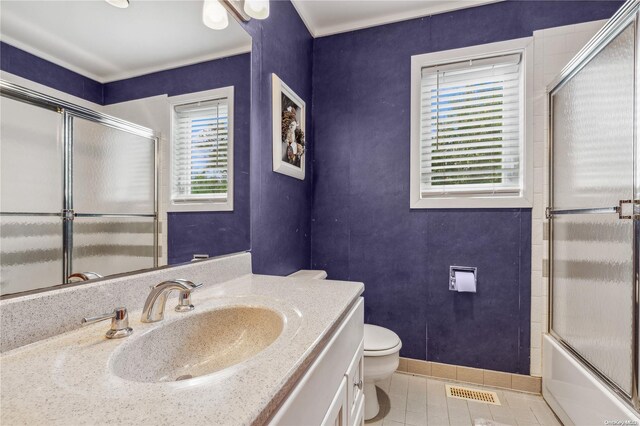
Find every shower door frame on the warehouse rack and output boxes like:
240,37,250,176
0,80,160,286
546,0,640,412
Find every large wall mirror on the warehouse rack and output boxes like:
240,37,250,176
0,1,252,296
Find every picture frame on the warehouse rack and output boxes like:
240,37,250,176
272,73,306,180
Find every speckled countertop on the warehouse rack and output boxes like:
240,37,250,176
0,274,364,426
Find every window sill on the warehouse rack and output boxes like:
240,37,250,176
410,195,532,209
167,198,233,213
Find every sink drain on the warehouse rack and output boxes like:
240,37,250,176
175,374,193,381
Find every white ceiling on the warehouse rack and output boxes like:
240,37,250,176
291,0,505,37
0,1,252,83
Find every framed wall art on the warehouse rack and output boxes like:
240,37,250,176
272,73,306,180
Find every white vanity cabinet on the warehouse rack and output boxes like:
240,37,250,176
271,297,365,426
345,339,365,425
322,377,347,426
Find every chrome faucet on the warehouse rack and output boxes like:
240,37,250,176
68,271,103,282
141,279,202,323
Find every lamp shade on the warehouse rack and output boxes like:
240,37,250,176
203,0,229,30
243,0,269,19
105,0,129,8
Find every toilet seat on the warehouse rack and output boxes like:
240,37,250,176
364,324,402,357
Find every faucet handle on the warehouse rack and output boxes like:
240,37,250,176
82,307,133,339
175,282,204,312
174,279,202,289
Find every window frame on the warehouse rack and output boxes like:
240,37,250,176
410,37,533,209
167,86,234,212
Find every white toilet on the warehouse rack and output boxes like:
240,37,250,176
362,324,402,420
288,270,403,421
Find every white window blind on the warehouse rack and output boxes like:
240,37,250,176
420,53,523,197
172,98,229,203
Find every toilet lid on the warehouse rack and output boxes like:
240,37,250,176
364,324,401,352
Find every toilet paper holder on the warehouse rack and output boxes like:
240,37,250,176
449,266,477,291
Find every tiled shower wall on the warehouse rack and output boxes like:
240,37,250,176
529,19,606,376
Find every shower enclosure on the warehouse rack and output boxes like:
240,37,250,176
0,81,159,296
545,0,640,421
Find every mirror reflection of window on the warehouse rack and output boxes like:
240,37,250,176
172,99,231,204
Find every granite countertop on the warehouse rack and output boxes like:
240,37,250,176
0,274,364,425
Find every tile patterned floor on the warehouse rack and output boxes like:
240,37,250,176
366,372,562,426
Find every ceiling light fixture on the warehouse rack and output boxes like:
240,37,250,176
105,0,129,9
243,0,269,20
203,0,229,30
103,0,269,29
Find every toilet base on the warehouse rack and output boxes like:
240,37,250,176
364,381,379,420
363,350,400,421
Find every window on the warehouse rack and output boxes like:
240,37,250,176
169,87,233,211
410,38,532,209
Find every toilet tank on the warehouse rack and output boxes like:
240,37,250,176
288,270,328,280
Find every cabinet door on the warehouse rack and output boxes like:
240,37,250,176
346,339,364,425
322,377,347,426
353,394,365,426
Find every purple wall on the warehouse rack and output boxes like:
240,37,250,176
0,45,251,264
241,0,314,275
311,0,623,374
0,41,103,104
102,53,249,105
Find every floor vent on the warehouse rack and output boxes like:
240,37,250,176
446,385,501,405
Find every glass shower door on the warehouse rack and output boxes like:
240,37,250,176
550,21,636,396
70,116,157,277
0,96,64,293
0,81,159,296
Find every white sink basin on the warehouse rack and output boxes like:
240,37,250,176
111,306,284,383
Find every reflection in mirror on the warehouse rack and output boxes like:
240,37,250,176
0,87,159,295
0,1,252,296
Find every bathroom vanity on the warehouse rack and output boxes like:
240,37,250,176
0,252,364,425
